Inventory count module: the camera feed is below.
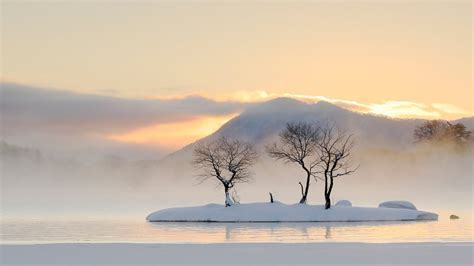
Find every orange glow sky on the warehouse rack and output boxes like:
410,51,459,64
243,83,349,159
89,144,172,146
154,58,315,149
107,113,238,150
1,1,472,149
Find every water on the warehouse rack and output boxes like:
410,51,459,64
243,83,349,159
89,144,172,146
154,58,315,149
1,211,472,244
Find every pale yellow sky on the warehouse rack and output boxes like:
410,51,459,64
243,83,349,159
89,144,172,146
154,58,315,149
2,1,472,110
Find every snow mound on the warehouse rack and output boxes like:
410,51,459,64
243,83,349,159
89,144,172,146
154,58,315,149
378,201,417,210
146,202,437,222
335,200,352,207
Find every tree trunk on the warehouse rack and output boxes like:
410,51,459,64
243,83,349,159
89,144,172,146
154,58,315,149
324,171,330,209
299,171,311,204
324,193,331,209
224,186,233,207
298,182,305,203
325,177,334,209
299,195,307,204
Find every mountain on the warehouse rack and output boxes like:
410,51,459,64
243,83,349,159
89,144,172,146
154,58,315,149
164,98,473,163
154,98,473,210
162,98,420,165
455,117,474,129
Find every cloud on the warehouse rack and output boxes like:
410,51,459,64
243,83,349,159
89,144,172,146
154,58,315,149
1,82,471,155
367,101,440,119
281,94,372,113
431,103,471,115
271,93,472,120
0,82,250,136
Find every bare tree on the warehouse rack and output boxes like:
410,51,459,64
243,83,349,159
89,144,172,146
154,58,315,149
266,122,321,204
317,124,357,209
414,120,472,146
414,120,446,142
193,136,258,207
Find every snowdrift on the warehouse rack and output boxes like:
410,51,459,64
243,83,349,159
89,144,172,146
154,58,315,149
146,202,438,222
378,201,417,210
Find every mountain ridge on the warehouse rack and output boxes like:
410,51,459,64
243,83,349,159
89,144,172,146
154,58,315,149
159,97,473,166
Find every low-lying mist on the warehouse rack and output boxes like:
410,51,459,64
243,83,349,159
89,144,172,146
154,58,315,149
1,141,472,220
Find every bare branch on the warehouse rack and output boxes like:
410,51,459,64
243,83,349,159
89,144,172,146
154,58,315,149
266,122,322,203
193,136,259,206
317,123,358,209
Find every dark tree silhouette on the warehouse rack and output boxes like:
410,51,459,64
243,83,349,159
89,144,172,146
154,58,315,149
193,136,258,207
266,122,321,204
317,124,357,209
414,120,472,145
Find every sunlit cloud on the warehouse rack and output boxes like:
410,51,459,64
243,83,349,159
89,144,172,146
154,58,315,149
223,90,271,102
281,94,371,113
431,103,471,115
368,101,440,119
233,91,472,120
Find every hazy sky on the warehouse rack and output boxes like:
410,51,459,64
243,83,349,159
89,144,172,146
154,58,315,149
1,1,472,150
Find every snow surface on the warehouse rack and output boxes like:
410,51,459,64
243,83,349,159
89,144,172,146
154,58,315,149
1,243,471,265
379,200,417,210
146,202,437,222
335,200,352,207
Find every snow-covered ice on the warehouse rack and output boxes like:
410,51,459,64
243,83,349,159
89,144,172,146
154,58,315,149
146,202,437,222
378,200,417,210
335,200,352,207
1,243,471,265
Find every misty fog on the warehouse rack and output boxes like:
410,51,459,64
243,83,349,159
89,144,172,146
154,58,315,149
1,138,472,220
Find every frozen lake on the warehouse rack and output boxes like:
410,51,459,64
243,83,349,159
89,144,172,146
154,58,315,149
1,211,471,244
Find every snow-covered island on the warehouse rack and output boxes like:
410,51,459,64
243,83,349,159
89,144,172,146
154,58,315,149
146,201,438,222
148,123,439,224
